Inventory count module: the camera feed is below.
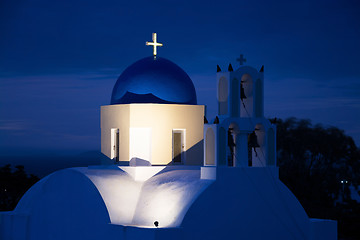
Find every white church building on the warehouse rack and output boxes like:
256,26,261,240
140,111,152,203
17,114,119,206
0,33,337,240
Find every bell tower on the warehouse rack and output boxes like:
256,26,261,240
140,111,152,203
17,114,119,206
216,56,264,119
211,55,275,168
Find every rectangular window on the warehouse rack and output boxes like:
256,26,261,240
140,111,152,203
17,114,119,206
172,129,185,164
111,128,119,161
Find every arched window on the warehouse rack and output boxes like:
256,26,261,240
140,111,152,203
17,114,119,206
227,123,240,167
218,77,228,115
251,124,265,167
218,127,227,166
241,74,253,98
240,74,253,117
205,128,216,165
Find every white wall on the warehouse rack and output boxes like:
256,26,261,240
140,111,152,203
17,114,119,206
101,104,204,165
1,166,337,240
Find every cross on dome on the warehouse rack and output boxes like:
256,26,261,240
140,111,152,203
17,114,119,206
237,54,246,65
146,33,163,57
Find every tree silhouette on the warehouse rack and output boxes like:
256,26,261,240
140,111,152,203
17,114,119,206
274,117,360,239
0,164,39,211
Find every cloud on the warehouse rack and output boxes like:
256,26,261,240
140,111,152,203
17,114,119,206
0,120,28,131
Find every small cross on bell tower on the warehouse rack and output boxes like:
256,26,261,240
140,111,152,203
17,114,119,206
146,33,163,58
236,54,246,66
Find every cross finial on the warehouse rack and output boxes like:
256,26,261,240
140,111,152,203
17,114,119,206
236,54,246,65
146,33,163,57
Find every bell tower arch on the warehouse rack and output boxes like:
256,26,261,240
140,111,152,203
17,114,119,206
213,57,274,168
217,76,229,116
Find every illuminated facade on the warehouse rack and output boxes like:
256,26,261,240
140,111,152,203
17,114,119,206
0,34,337,240
102,55,203,166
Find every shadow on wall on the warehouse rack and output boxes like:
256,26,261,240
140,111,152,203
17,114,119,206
130,158,151,166
100,140,204,166
167,140,204,166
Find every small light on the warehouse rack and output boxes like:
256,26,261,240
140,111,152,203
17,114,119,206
341,180,344,183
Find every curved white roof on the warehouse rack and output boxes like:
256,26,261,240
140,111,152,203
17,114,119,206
12,166,314,240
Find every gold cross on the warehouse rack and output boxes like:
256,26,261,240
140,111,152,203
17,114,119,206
146,33,163,56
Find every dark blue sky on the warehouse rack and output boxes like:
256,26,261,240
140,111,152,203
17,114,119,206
1,0,360,155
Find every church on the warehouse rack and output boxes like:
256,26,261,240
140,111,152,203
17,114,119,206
0,33,337,240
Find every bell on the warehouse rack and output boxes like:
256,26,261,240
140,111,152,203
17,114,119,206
227,129,236,148
248,131,260,148
240,82,247,100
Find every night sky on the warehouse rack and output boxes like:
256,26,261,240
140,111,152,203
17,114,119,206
1,0,360,157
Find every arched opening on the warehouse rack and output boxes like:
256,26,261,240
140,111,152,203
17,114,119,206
205,128,216,166
227,123,240,167
218,127,227,166
267,128,275,166
231,78,240,117
249,124,265,167
218,77,228,115
255,79,263,117
240,74,253,117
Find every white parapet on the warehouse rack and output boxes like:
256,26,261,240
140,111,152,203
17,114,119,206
200,166,217,180
309,218,337,240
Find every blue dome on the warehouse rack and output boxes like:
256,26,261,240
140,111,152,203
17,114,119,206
111,57,197,105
